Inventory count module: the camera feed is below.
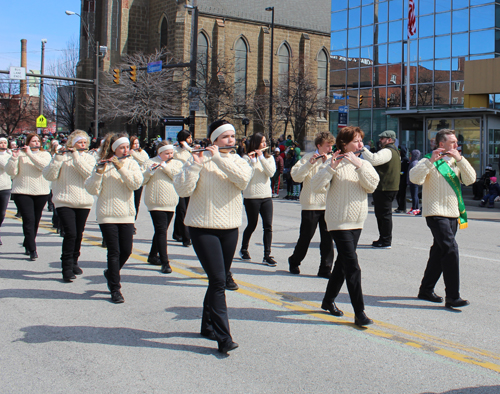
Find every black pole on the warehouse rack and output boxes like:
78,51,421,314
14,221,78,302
94,40,99,139
268,7,275,143
189,6,198,137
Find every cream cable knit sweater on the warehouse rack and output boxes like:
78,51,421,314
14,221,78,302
6,150,51,195
142,156,182,212
0,151,12,191
84,158,143,224
174,152,252,229
242,155,275,199
409,157,476,218
130,149,149,169
312,160,379,231
42,152,96,209
291,151,329,210
174,146,192,163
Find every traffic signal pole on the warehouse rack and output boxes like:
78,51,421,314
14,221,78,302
189,4,199,137
94,41,99,139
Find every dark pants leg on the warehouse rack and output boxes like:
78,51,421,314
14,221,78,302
173,197,191,242
134,187,143,220
420,216,460,299
190,226,238,347
14,194,49,252
99,223,134,292
372,190,397,245
0,189,11,229
396,182,407,211
150,210,174,264
242,198,273,256
57,207,90,276
323,229,364,313
409,184,419,210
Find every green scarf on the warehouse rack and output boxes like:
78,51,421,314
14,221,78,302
424,154,468,229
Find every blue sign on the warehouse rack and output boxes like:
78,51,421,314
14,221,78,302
147,61,162,73
333,93,344,99
338,105,349,113
338,105,349,126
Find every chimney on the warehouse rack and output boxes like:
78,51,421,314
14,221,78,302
20,39,27,96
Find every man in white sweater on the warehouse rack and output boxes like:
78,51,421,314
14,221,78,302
288,132,335,277
409,129,476,309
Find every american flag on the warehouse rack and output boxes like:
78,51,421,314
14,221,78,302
408,0,416,38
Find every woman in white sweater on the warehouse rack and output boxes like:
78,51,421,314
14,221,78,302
239,133,277,266
129,136,149,227
85,133,143,303
142,142,182,274
43,130,96,282
173,120,252,354
6,133,52,260
311,126,379,327
0,136,12,246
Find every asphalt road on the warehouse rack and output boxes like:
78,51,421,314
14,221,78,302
1,192,500,394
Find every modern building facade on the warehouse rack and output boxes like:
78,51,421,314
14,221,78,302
330,0,500,174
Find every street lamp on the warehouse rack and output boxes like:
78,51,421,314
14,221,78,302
39,39,47,117
265,7,274,143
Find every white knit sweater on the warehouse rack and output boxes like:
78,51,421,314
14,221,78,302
0,151,12,191
242,155,275,199
42,151,96,209
409,157,476,218
291,151,329,210
174,146,192,163
84,158,143,224
6,150,52,195
130,149,149,170
142,156,182,212
312,160,380,231
174,152,252,229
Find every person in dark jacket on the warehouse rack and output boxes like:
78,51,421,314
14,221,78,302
479,176,500,208
472,164,496,200
272,147,284,197
407,149,421,214
395,146,409,213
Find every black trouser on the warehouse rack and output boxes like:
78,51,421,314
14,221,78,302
99,223,134,293
409,183,419,210
420,216,460,299
149,210,174,264
190,226,238,348
396,181,407,211
134,187,143,220
289,209,334,273
241,198,273,257
0,189,11,230
57,207,90,276
173,197,191,242
13,194,49,252
323,229,364,313
372,190,397,245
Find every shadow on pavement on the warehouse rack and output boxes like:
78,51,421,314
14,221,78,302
421,386,500,394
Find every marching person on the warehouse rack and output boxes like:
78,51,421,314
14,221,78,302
85,133,143,303
312,126,379,327
42,130,96,282
288,131,335,278
0,136,12,246
409,129,476,309
6,133,52,260
142,142,182,274
362,130,400,249
172,129,193,247
173,119,252,354
239,132,277,266
129,136,149,230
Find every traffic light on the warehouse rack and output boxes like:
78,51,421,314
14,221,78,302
387,97,391,106
129,65,137,82
359,94,363,106
113,68,120,84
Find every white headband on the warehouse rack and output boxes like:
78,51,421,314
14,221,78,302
73,136,86,145
210,124,235,143
0,137,7,143
158,144,174,154
112,137,130,152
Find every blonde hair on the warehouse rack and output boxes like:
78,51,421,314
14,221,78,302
67,129,90,149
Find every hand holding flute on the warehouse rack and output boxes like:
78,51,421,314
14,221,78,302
96,154,130,167
248,146,270,158
310,152,332,164
330,150,363,170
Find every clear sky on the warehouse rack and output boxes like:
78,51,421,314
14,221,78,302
0,0,82,72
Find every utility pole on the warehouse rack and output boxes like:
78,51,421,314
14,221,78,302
265,7,275,143
39,39,47,116
188,2,199,137
94,41,100,139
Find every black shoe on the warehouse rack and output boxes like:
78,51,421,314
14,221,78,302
445,297,470,308
63,274,76,282
354,311,373,327
418,291,443,303
103,270,111,291
201,330,217,341
288,257,300,274
372,241,391,249
183,241,192,247
73,264,83,275
29,251,38,261
321,300,344,317
161,262,172,274
111,291,124,304
239,249,251,260
225,272,239,291
147,256,162,265
173,236,182,242
24,247,29,255
317,270,331,279
394,209,404,213
263,256,277,267
218,341,239,354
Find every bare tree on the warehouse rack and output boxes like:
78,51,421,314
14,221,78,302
248,91,282,137
0,77,39,135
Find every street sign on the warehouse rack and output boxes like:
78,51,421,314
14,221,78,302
36,115,47,128
9,67,26,80
147,61,162,73
338,105,349,128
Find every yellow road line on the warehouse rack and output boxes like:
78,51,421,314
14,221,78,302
6,210,500,374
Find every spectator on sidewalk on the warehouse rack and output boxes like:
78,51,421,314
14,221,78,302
272,147,284,197
479,176,500,208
